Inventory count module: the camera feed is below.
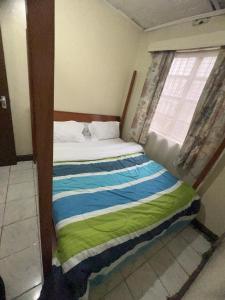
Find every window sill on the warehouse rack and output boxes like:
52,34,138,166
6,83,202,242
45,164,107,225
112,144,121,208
148,130,182,147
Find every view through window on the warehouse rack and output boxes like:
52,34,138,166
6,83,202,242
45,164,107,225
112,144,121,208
150,50,218,144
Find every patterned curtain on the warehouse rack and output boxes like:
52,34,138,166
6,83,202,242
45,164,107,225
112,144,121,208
177,47,225,180
130,51,175,144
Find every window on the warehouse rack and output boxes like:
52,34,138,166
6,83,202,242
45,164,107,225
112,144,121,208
150,50,218,145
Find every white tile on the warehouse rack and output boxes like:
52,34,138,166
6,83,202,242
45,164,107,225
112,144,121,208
0,166,10,175
7,181,35,202
89,272,123,300
10,161,33,171
9,168,34,185
0,203,5,228
121,253,146,279
0,166,10,184
0,183,8,203
126,262,163,300
0,217,38,258
0,243,41,299
35,196,39,215
15,284,42,300
3,197,36,225
104,271,123,293
143,240,164,260
181,226,211,255
149,247,188,296
89,281,108,300
160,228,183,246
140,277,168,300
167,235,202,275
104,281,133,300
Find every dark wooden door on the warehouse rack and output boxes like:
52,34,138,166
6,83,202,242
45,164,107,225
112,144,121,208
0,28,16,166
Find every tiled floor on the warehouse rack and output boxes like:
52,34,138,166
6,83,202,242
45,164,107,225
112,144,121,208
0,162,212,300
89,226,212,300
0,162,42,300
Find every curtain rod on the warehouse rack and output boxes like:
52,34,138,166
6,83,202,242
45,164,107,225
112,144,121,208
149,45,223,53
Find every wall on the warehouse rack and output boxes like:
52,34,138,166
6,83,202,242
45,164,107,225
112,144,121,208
123,14,225,140
0,0,32,155
54,0,142,116
122,14,225,236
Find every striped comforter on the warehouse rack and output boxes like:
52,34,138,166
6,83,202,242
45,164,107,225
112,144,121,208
52,152,200,299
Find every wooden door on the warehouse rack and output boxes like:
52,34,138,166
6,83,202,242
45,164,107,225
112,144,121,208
0,28,16,166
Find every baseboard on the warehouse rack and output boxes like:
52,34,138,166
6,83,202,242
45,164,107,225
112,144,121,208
16,154,34,162
168,219,219,299
168,247,215,300
191,219,219,242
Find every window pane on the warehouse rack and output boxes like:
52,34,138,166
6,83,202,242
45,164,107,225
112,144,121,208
149,50,218,145
196,56,217,78
169,57,196,76
186,80,206,101
162,77,187,97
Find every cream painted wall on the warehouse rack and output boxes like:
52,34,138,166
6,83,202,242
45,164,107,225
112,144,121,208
198,161,225,236
122,14,225,236
54,0,141,116
0,0,32,155
123,14,225,140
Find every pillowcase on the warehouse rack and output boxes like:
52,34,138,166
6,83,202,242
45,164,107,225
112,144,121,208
54,121,85,142
89,121,120,140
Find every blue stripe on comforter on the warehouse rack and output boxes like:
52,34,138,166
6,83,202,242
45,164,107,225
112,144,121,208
53,154,149,177
53,161,163,195
53,171,178,224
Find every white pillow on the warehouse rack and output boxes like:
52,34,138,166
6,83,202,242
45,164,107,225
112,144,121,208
54,121,85,142
89,121,120,140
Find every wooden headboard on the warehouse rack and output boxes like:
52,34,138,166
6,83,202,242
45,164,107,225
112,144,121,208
54,111,120,122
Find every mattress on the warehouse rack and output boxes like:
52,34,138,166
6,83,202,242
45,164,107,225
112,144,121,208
52,140,200,299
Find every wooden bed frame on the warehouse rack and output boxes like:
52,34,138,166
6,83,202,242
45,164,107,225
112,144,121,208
54,111,120,122
28,3,225,281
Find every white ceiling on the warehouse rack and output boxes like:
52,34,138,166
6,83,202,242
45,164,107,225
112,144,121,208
106,0,225,29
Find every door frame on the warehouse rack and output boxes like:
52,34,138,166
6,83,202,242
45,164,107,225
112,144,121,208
26,0,54,277
0,27,17,166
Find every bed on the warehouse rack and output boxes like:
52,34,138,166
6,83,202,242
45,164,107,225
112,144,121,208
52,130,200,299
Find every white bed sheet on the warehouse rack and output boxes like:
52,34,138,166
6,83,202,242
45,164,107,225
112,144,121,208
53,138,143,162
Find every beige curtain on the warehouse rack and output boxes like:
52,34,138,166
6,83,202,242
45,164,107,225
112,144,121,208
177,47,225,181
130,51,175,144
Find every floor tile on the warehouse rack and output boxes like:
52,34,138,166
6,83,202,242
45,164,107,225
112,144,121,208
14,284,42,300
0,183,8,203
0,166,10,184
181,226,211,255
140,277,168,300
121,253,146,279
9,169,34,185
89,281,108,300
167,234,202,275
0,217,38,258
143,240,164,260
0,203,5,228
7,181,35,202
0,203,5,227
104,281,133,300
126,262,162,300
3,196,36,226
160,228,182,246
0,243,41,299
104,271,124,293
89,271,123,300
10,161,33,171
149,247,188,296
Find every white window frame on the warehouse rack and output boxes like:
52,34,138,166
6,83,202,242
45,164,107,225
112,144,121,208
149,50,218,145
